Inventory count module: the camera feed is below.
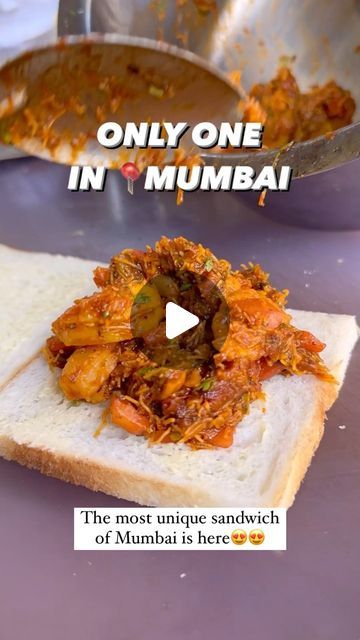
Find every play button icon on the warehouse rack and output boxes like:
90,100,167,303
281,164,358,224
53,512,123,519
165,302,199,340
130,270,229,369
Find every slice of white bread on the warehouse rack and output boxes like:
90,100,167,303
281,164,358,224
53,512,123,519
0,244,99,390
0,304,357,507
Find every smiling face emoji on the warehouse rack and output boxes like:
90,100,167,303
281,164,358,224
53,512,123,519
249,529,265,545
231,529,247,545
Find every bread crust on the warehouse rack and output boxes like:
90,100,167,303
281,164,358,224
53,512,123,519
0,435,215,507
0,379,339,508
273,379,338,508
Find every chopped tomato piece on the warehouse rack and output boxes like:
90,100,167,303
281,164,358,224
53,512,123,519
259,360,285,380
93,267,110,288
209,426,234,448
46,336,67,356
44,336,74,368
298,330,326,353
110,397,149,435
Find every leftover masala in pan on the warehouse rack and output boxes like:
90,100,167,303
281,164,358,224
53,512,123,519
0,37,355,158
243,67,355,148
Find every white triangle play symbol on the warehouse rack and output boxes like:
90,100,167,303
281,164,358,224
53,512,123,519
165,302,199,340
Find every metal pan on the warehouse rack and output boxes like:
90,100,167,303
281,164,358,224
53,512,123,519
58,0,360,178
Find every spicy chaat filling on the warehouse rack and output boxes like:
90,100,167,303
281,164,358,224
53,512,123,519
44,237,334,449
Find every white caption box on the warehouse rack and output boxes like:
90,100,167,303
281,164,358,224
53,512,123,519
74,508,286,551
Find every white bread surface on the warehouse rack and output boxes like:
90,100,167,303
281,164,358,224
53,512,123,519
0,243,99,389
0,302,357,506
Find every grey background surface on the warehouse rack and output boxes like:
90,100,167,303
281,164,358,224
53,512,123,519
0,157,359,640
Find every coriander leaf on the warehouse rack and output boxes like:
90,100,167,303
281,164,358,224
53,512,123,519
198,378,215,392
180,282,192,291
138,366,156,376
135,293,150,304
